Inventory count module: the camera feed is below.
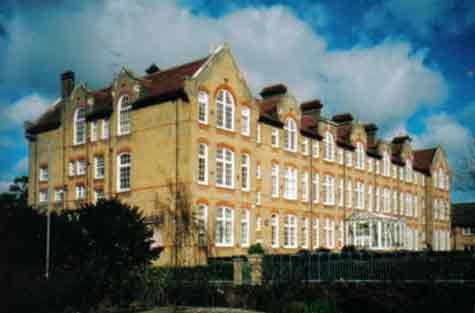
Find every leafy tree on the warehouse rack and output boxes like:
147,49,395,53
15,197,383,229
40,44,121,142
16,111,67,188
50,199,161,310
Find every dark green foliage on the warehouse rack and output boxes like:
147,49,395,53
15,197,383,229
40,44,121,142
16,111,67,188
248,243,265,254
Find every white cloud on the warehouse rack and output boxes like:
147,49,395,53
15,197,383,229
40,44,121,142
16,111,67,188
0,0,448,131
13,157,28,174
1,94,52,129
417,113,472,158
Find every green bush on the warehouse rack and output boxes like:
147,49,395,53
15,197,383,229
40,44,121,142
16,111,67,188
248,243,265,254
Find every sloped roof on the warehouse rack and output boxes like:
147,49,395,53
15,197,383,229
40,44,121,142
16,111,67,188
25,99,63,135
300,115,321,140
86,87,113,121
452,203,475,228
133,56,209,109
413,148,437,174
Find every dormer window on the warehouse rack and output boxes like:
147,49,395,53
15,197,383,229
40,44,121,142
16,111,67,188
118,95,131,135
73,107,86,145
216,89,234,131
284,118,297,152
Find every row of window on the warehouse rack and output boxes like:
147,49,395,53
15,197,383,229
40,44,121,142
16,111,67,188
188,205,429,250
38,186,105,204
73,95,130,145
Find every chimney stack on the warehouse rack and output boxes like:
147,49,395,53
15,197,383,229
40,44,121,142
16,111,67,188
301,99,323,124
364,123,378,147
61,70,75,99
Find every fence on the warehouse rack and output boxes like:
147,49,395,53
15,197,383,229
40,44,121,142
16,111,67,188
262,251,475,283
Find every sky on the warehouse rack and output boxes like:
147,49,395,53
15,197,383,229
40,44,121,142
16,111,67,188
0,0,474,201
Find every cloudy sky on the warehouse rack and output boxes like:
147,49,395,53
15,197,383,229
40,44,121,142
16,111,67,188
0,0,474,200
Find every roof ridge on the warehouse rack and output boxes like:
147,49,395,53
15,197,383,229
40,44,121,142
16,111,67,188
143,55,210,80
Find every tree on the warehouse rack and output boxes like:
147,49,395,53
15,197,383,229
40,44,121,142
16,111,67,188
50,199,161,310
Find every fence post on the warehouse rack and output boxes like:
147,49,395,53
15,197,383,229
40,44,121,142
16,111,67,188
248,254,263,285
233,256,244,286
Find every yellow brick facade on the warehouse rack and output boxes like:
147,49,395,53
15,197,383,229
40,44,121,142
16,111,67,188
27,45,452,265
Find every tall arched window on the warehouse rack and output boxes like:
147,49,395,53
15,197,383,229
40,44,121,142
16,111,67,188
356,142,365,169
323,131,334,161
73,107,86,145
405,159,412,182
284,118,297,152
118,95,131,135
117,153,131,192
216,89,234,131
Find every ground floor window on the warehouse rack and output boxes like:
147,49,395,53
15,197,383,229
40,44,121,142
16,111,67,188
216,207,233,246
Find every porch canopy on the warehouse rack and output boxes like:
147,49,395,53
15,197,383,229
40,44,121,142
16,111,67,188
345,212,406,250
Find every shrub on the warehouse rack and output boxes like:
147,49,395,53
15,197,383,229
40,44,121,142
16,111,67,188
248,243,265,254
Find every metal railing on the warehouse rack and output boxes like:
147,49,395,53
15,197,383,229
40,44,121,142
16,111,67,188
262,251,475,283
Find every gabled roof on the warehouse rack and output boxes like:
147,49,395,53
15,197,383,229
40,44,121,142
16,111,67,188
86,87,113,121
133,56,209,109
452,203,475,228
413,148,437,175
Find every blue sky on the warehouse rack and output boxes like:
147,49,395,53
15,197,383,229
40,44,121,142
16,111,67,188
0,0,474,201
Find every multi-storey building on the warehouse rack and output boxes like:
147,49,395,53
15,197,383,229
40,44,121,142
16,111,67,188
26,45,452,264
451,203,475,251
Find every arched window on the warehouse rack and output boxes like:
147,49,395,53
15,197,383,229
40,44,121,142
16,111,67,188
323,132,334,161
356,142,365,169
284,118,297,152
118,95,131,135
383,151,390,176
117,153,131,192
73,107,86,145
216,89,234,131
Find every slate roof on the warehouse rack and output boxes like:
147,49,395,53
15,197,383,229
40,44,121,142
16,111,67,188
256,96,284,128
413,148,437,175
452,203,475,228
133,56,209,109
26,56,210,135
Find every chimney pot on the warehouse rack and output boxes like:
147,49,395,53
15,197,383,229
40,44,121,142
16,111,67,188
61,70,75,99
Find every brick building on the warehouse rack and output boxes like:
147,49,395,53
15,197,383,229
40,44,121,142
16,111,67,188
26,45,452,264
452,203,475,251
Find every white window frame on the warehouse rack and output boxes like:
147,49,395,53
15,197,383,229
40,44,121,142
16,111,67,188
312,141,320,158
283,167,298,200
198,91,208,124
69,161,75,177
118,95,132,136
101,118,109,140
197,204,208,246
241,106,250,136
241,153,250,191
117,153,131,192
54,189,64,202
313,173,320,204
94,155,105,179
284,118,297,152
198,143,208,185
240,209,250,247
284,215,297,248
323,131,334,161
301,138,309,156
216,89,235,131
301,172,309,202
90,121,98,142
323,175,335,205
215,207,234,247
39,166,48,182
256,124,261,143
216,148,234,189
271,214,279,248
94,189,105,203
338,179,344,207
313,218,320,248
271,164,279,198
76,160,86,176
39,190,48,203
75,185,85,200
356,142,365,169
301,217,309,248
73,107,86,145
